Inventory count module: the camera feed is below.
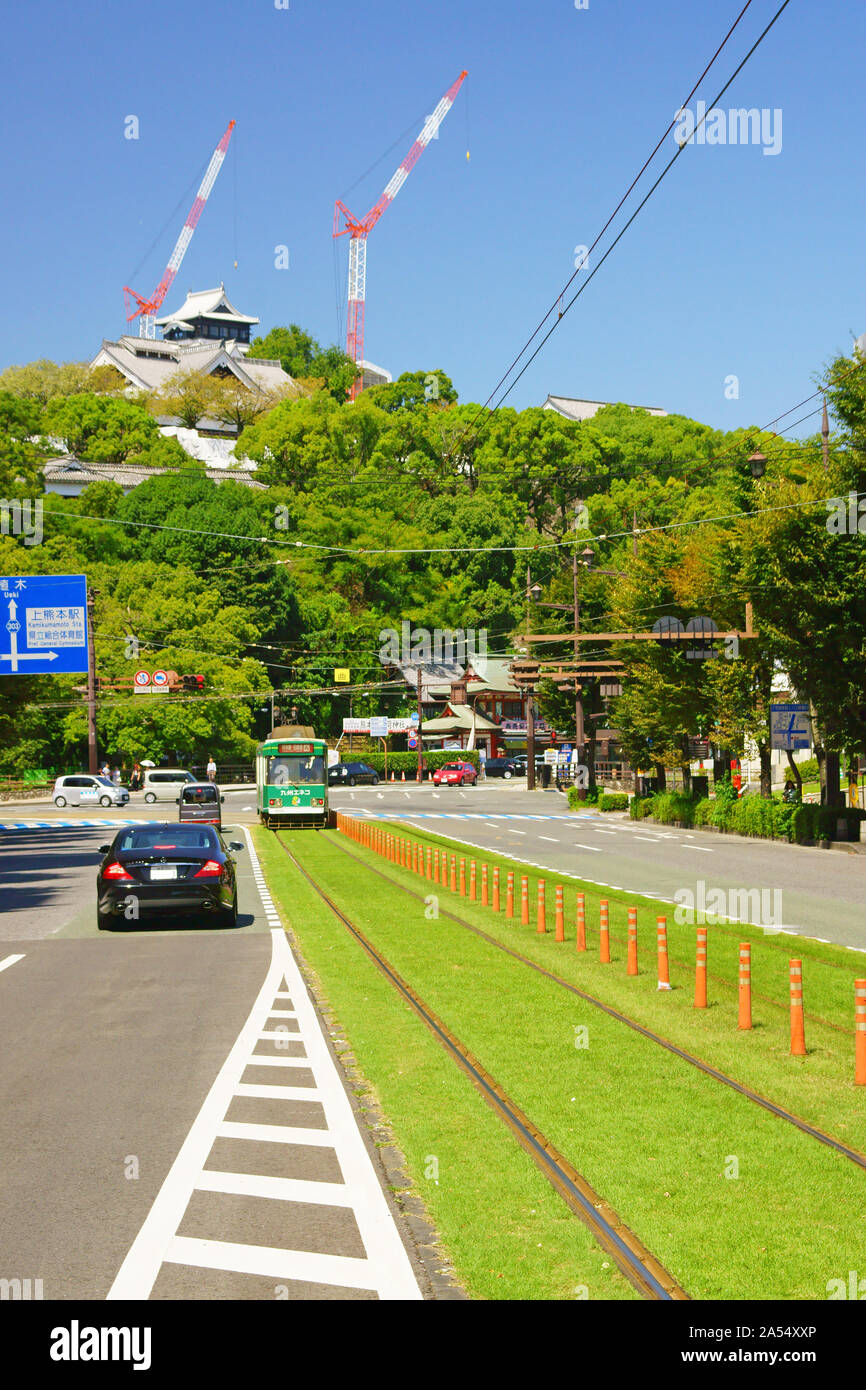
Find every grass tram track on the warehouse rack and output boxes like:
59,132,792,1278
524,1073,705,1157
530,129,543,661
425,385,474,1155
328,828,866,1174
274,831,688,1302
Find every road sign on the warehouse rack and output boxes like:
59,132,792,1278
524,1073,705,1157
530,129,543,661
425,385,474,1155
408,733,418,750
152,670,169,687
543,748,559,765
334,668,350,683
370,716,389,738
409,711,420,724
770,703,811,750
0,574,88,675
134,670,151,689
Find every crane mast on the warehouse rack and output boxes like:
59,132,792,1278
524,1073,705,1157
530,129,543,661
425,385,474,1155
123,119,236,340
334,71,467,399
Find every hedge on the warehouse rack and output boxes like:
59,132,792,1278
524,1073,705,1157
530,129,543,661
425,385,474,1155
350,749,481,780
630,791,864,843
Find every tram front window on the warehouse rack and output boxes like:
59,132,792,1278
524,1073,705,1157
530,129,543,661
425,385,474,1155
268,755,325,785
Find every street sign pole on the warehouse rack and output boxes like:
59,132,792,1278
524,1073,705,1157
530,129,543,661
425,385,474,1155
87,587,98,775
416,667,423,783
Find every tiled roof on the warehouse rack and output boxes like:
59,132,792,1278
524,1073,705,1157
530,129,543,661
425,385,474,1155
91,338,294,395
543,394,667,421
42,454,265,491
154,284,259,326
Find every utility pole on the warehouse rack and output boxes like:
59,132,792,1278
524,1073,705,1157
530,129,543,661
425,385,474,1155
822,396,830,469
86,586,98,774
525,564,536,791
416,666,424,782
572,550,585,757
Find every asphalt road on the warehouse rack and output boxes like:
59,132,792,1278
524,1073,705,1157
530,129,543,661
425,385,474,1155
328,781,866,953
0,815,424,1300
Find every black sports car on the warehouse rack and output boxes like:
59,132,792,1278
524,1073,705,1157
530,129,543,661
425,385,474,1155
96,822,244,930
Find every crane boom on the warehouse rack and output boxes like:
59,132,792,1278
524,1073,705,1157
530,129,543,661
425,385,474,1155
123,119,236,339
334,71,467,398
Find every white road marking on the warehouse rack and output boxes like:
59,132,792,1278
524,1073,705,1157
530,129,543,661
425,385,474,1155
0,954,25,974
573,844,604,853
509,829,526,835
633,836,661,843
683,845,713,853
107,834,420,1301
539,836,560,843
592,829,616,836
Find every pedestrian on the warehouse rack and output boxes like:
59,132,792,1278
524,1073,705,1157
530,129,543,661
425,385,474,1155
101,761,110,779
206,755,217,783
112,766,121,786
130,763,141,792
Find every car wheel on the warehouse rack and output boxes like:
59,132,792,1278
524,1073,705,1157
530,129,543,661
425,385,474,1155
144,793,156,804
221,895,238,929
504,770,512,779
348,777,356,787
99,795,112,807
371,776,379,785
458,778,465,787
97,910,114,931
54,796,67,807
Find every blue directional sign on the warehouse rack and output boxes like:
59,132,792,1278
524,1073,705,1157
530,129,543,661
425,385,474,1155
0,574,88,675
770,703,811,751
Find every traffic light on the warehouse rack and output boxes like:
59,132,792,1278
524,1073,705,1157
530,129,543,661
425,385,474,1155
182,674,205,692
511,659,541,687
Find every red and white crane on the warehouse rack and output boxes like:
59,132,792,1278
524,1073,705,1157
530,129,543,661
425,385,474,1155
333,71,467,399
123,119,236,339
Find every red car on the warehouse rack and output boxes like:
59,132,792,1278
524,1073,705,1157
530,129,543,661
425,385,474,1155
432,760,478,787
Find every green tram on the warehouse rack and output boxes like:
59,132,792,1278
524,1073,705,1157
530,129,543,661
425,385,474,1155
256,727,330,829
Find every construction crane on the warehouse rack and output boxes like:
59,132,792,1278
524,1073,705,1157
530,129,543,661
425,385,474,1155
333,71,467,400
123,119,236,340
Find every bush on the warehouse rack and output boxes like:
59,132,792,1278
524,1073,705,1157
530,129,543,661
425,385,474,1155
598,792,629,812
568,785,605,810
651,792,696,826
692,798,713,826
629,796,656,820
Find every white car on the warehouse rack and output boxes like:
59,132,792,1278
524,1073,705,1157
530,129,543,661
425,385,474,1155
142,768,198,803
53,775,129,808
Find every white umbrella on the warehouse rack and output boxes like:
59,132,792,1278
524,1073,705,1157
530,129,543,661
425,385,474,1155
140,759,156,768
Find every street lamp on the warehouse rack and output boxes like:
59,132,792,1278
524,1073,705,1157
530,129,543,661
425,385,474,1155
748,451,767,479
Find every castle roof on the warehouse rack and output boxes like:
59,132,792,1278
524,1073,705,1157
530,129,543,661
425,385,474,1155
154,284,259,328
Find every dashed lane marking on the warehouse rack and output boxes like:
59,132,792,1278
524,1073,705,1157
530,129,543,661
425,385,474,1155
106,832,420,1301
0,954,25,974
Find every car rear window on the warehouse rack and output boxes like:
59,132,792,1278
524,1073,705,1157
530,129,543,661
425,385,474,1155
182,786,219,803
115,826,219,853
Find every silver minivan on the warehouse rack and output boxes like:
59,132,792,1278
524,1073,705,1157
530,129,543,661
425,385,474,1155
54,775,130,809
142,768,197,804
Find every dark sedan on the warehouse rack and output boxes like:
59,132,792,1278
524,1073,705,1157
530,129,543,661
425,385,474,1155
328,761,380,787
96,822,243,931
482,757,522,779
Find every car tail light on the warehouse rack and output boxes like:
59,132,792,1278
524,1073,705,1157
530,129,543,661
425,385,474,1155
103,861,133,881
194,860,223,878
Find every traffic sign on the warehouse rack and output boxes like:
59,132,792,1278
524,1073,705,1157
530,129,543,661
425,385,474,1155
0,574,88,675
770,703,811,750
370,716,389,738
334,668,350,683
134,670,151,689
152,670,169,687
408,733,418,750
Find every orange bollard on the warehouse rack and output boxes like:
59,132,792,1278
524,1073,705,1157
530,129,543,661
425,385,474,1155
450,855,457,893
469,862,477,901
537,880,546,934
459,858,467,896
481,864,488,907
413,842,419,873
576,893,586,952
505,871,514,918
599,899,610,963
738,943,752,1030
856,981,866,1085
520,875,529,925
555,885,565,942
627,907,638,975
492,866,500,912
426,847,432,880
694,926,708,1009
790,960,806,1056
657,916,671,990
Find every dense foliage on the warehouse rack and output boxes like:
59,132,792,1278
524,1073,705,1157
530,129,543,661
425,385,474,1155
0,333,863,797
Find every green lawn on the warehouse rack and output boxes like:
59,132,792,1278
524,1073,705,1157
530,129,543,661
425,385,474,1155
256,823,866,1300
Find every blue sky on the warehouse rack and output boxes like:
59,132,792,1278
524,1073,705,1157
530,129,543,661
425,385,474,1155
1,0,863,434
